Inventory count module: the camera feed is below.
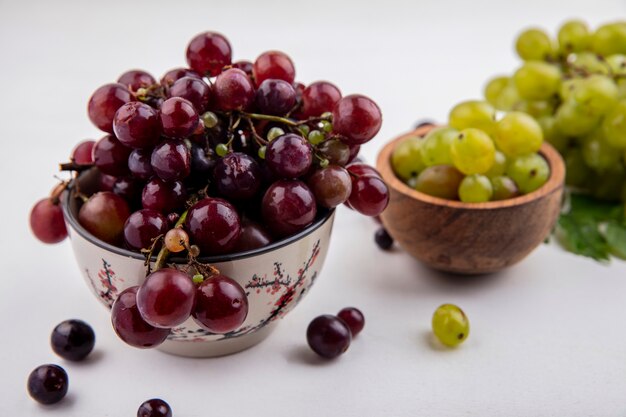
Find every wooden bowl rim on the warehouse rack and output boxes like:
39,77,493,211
377,125,566,210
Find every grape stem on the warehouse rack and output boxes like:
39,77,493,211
60,162,94,173
244,117,269,146
241,112,325,127
154,209,188,270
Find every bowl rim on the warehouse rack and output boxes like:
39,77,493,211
377,124,566,210
62,189,335,263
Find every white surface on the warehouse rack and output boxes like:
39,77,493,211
1,1,626,416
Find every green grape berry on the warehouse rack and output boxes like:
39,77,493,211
258,145,267,159
569,52,610,75
537,116,569,153
215,143,228,157
572,75,619,117
506,153,550,194
414,165,464,200
491,176,520,200
484,76,511,108
602,100,626,148
201,111,219,128
582,130,621,170
555,100,599,136
559,78,581,101
458,174,493,203
299,124,310,137
513,61,561,100
320,120,333,133
557,19,591,54
591,22,626,56
484,151,507,178
319,158,330,168
512,99,555,118
515,28,554,61
450,128,496,175
564,148,592,187
391,136,426,180
308,129,325,145
432,304,470,348
448,100,496,136
494,111,544,158
267,127,285,141
420,127,457,167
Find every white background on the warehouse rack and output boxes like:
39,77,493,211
1,0,626,416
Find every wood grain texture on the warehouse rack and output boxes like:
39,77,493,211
376,125,565,275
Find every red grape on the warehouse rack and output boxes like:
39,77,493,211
307,315,351,359
30,198,67,244
213,152,262,200
318,138,350,166
232,60,254,78
138,399,172,417
337,307,365,337
347,175,389,216
78,191,131,245
186,32,232,77
150,140,191,181
93,135,132,176
307,165,352,208
168,76,211,113
347,144,360,164
98,172,118,192
214,68,255,111
261,180,316,237
160,67,201,88
253,51,296,85
113,101,161,149
266,133,312,178
128,149,154,180
137,268,196,328
117,69,156,91
185,198,242,255
71,140,95,164
192,275,248,334
332,94,382,145
123,209,168,250
111,286,170,348
346,162,381,178
234,220,273,252
87,83,133,133
141,179,187,213
301,81,342,118
255,79,297,115
159,97,199,139
112,176,142,206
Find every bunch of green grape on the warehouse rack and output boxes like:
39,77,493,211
484,20,626,202
391,100,550,202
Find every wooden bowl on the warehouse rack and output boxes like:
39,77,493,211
376,125,565,275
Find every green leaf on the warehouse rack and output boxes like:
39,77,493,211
567,193,623,222
604,221,626,260
556,214,611,261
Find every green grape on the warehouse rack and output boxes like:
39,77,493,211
491,176,520,200
413,165,464,200
591,22,626,56
484,77,511,108
391,136,426,180
512,99,555,118
320,120,333,133
432,304,469,348
494,111,543,157
215,143,228,157
572,75,618,117
581,129,620,170
494,82,522,111
268,127,285,141
607,54,626,75
299,124,310,137
458,174,493,203
420,127,457,166
559,78,581,101
555,100,599,136
201,111,219,128
569,52,610,75
448,100,496,135
602,100,626,148
564,148,592,187
484,150,507,178
515,28,554,61
506,154,550,194
537,116,569,153
450,128,496,175
258,145,266,159
557,20,591,54
514,61,562,100
307,129,325,145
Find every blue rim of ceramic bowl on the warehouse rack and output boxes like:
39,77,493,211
62,189,335,263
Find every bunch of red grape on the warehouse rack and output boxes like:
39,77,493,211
30,30,387,255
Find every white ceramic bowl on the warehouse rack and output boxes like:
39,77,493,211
62,187,335,358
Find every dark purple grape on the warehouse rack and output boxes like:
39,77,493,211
111,286,170,348
332,94,382,145
337,307,365,337
169,76,211,113
192,275,248,333
301,81,342,117
374,227,393,250
347,144,360,164
72,140,95,164
141,179,187,213
266,133,312,178
123,209,168,250
118,70,156,91
234,220,273,252
137,268,196,328
190,143,215,180
113,101,161,149
261,180,316,237
88,83,133,133
214,68,255,111
138,398,172,417
166,212,180,227
307,315,351,359
232,60,254,79
50,319,95,361
253,51,296,85
255,79,297,115
185,198,242,255
347,175,389,217
113,176,142,206
160,97,199,139
318,138,350,166
27,364,68,405
93,135,132,176
78,192,131,245
186,32,232,77
30,199,67,244
160,67,201,88
128,149,154,180
151,140,191,181
307,165,352,208
98,172,118,192
214,152,262,200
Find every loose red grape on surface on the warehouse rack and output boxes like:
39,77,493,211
27,364,69,405
337,307,365,337
307,315,351,359
50,319,96,361
138,398,173,417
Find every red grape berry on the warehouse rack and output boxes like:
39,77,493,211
192,275,249,334
124,209,168,251
138,398,172,417
301,81,342,118
253,51,296,85
234,220,273,252
262,180,316,237
186,31,232,77
337,307,365,337
27,364,69,405
136,268,196,328
307,165,352,208
169,76,212,113
78,191,131,245
332,94,382,145
160,67,201,87
266,133,313,178
30,199,67,244
374,227,393,250
307,315,351,359
255,79,297,115
159,97,199,139
185,198,242,255
213,152,262,200
214,68,255,111
118,69,156,91
71,140,95,164
347,175,389,217
88,83,133,133
93,134,133,176
150,140,191,181
128,149,154,180
113,101,161,149
141,179,187,214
